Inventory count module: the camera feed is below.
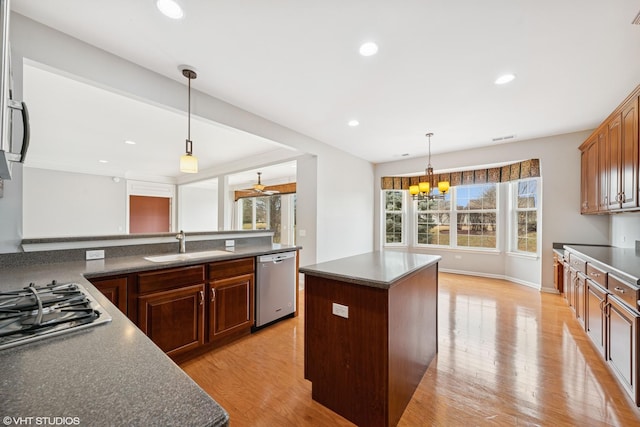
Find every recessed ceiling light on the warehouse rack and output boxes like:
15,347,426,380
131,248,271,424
359,42,378,57
98,160,108,164
348,119,360,127
124,140,136,145
156,0,184,19
495,73,516,85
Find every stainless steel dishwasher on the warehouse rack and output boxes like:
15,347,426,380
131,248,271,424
256,251,297,328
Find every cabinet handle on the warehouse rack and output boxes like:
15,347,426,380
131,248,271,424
211,288,216,302
199,290,204,305
589,272,601,277
614,286,625,294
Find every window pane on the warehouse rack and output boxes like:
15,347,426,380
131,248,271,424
417,211,450,245
385,191,403,211
255,197,268,229
517,180,537,208
456,209,497,249
514,179,539,254
269,196,282,243
386,213,402,243
242,198,253,230
384,191,404,244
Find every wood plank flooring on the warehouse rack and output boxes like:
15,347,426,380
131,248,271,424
180,273,640,426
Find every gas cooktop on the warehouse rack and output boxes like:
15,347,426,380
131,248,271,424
0,280,112,350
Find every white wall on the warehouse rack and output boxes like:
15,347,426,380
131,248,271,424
375,131,610,291
611,212,640,248
7,13,375,265
178,183,218,232
23,168,126,237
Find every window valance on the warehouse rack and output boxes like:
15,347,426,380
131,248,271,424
381,159,540,190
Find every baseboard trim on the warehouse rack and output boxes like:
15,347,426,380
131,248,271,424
439,268,542,291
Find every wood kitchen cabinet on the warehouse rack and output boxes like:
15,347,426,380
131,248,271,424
136,265,206,358
606,293,639,405
585,280,607,357
581,85,639,214
580,134,599,214
553,251,564,293
208,258,255,343
89,276,128,314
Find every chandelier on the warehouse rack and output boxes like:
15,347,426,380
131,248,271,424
409,133,450,200
179,67,198,173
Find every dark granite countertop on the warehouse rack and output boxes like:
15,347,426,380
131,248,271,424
563,245,640,285
0,244,298,426
299,250,441,288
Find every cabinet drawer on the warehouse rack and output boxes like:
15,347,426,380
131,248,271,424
609,274,640,311
138,265,205,294
209,257,255,280
586,263,607,288
569,254,587,273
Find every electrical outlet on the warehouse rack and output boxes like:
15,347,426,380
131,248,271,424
86,250,105,260
225,239,235,247
332,303,349,319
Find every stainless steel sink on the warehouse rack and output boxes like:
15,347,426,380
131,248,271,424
144,250,231,263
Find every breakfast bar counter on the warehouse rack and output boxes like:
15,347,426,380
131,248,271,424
300,250,441,427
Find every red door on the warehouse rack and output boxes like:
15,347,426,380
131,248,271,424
129,195,170,233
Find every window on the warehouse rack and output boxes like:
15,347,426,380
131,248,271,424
513,179,539,254
416,195,450,246
238,194,296,244
413,183,497,249
455,184,497,249
383,190,404,244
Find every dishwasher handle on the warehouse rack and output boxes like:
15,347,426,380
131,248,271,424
258,251,296,264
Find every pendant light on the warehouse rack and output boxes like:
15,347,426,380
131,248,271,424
179,67,198,173
409,133,450,200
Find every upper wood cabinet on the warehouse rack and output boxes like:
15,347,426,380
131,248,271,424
580,85,640,214
581,134,599,213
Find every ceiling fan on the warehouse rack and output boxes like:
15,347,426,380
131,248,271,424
249,172,280,195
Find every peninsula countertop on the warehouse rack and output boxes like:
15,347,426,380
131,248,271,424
0,243,298,427
299,250,441,288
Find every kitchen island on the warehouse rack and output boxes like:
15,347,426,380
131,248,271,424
300,250,441,427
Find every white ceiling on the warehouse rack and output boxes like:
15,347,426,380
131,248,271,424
12,0,640,182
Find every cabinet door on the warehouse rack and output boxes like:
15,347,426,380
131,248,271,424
597,128,609,211
563,263,571,305
553,253,563,293
209,273,254,342
620,97,638,209
580,135,599,214
138,283,205,358
91,276,127,314
606,114,622,210
575,273,586,326
585,280,606,356
606,296,639,405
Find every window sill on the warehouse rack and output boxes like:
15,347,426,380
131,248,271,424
506,251,539,260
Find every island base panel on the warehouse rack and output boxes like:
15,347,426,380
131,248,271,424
304,263,438,427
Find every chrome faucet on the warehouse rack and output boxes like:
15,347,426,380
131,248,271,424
176,230,186,253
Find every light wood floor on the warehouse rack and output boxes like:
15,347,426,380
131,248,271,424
180,273,640,426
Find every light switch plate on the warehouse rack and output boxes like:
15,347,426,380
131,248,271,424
332,303,349,319
86,250,105,260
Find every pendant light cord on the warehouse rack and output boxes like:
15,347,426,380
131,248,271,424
187,74,191,143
